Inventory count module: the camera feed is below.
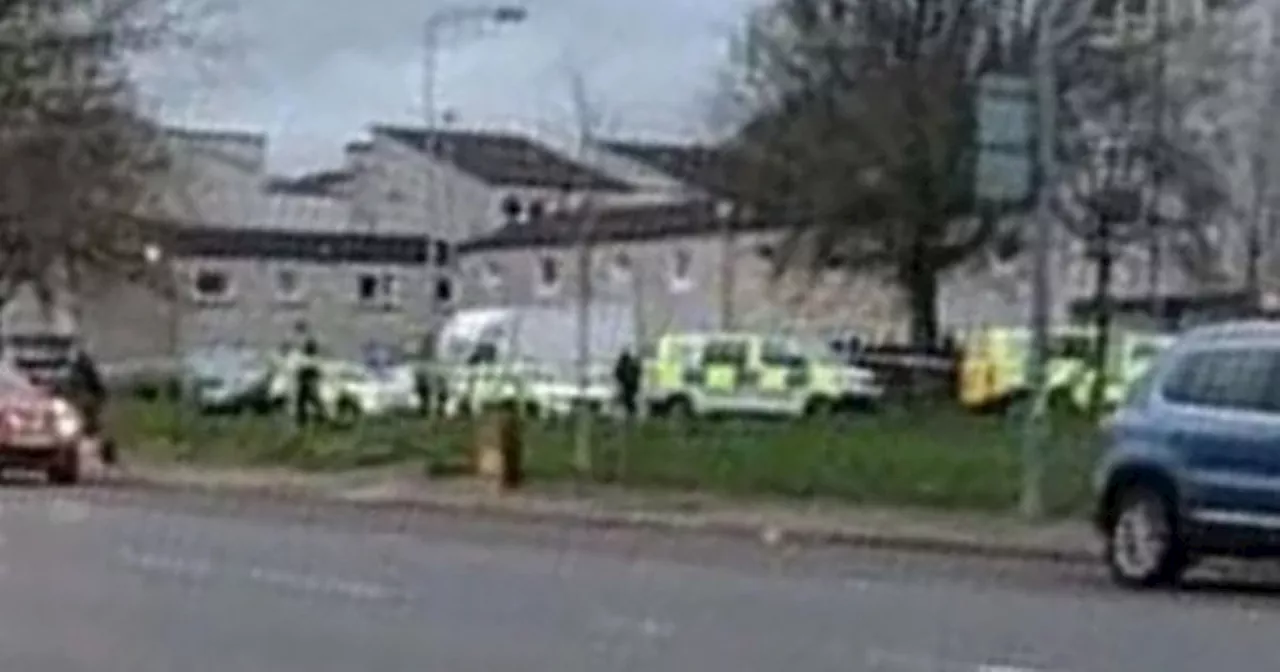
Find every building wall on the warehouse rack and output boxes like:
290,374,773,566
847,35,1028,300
457,211,1238,346
170,257,436,359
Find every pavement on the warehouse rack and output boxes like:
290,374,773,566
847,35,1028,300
114,464,1102,564
1,482,1280,671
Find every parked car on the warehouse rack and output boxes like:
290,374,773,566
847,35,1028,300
184,349,278,414
0,361,89,484
1095,320,1280,588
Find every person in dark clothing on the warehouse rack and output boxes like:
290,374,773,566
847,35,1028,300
66,346,113,464
613,348,641,419
294,338,324,426
413,366,432,417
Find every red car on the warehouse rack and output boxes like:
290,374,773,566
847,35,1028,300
0,362,88,484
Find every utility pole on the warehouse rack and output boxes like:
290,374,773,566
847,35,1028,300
1147,0,1169,326
716,201,736,331
1021,2,1058,521
568,68,597,480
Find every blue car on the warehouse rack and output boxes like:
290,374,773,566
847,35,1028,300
1095,320,1280,587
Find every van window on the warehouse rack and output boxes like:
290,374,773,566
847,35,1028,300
1161,348,1280,411
761,338,806,368
703,339,749,366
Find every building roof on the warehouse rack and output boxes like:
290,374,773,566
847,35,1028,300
600,140,747,199
458,200,777,253
372,125,632,192
264,169,353,197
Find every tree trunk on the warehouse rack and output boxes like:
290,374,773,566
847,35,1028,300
1089,223,1114,417
901,260,940,350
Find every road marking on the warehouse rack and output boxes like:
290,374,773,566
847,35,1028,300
866,649,1061,672
246,566,394,601
118,547,214,579
117,547,401,601
594,612,677,639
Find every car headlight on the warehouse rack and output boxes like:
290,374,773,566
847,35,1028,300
49,399,83,439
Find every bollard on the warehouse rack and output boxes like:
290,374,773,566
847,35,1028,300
474,403,523,493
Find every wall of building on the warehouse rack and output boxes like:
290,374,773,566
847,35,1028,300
169,256,437,359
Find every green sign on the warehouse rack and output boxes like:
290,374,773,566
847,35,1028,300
975,74,1034,202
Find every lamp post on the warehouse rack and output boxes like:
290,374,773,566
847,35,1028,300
421,4,526,325
144,242,183,444
143,243,180,379
422,4,527,136
1065,139,1151,416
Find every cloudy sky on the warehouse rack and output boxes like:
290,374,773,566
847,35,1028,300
134,0,762,175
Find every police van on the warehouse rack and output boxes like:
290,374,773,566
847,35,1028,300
644,331,882,418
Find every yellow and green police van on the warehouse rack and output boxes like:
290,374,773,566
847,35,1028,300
644,331,883,418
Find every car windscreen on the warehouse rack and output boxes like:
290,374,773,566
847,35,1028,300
0,363,36,394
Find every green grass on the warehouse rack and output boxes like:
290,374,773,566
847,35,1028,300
107,401,1101,517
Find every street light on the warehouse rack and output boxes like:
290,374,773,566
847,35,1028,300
422,4,527,134
1064,138,1152,415
143,242,184,430
421,4,526,322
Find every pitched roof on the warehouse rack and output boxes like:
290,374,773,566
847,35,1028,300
373,125,632,192
600,140,748,199
458,200,777,253
264,169,353,197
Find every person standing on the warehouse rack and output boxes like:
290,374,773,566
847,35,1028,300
66,343,111,464
294,337,324,426
613,348,641,419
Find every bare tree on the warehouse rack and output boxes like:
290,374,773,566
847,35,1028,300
721,0,1226,348
0,0,227,314
1050,1,1250,413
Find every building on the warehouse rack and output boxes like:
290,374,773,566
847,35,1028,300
457,199,903,342
1,127,449,366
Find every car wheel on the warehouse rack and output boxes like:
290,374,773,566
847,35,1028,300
1106,486,1187,588
47,448,80,486
333,398,363,426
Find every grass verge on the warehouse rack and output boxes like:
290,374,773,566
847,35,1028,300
107,401,1100,517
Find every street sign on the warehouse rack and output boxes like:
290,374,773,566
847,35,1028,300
975,74,1035,202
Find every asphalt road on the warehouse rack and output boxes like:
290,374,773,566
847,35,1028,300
0,486,1278,672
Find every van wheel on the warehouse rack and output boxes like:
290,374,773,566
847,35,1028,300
803,397,832,417
1106,485,1187,588
664,396,694,419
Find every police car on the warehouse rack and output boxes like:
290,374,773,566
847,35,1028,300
644,331,882,418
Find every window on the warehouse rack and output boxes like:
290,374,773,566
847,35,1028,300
761,338,806,368
467,342,499,366
537,256,560,294
434,276,454,304
274,268,304,303
610,252,633,284
703,339,749,367
1161,348,1280,411
669,248,692,291
355,272,399,308
0,363,33,393
192,269,232,302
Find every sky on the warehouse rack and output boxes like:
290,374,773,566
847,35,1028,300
133,0,763,176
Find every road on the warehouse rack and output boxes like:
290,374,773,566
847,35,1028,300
0,486,1277,672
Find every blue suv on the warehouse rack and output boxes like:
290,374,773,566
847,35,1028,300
1095,320,1280,587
